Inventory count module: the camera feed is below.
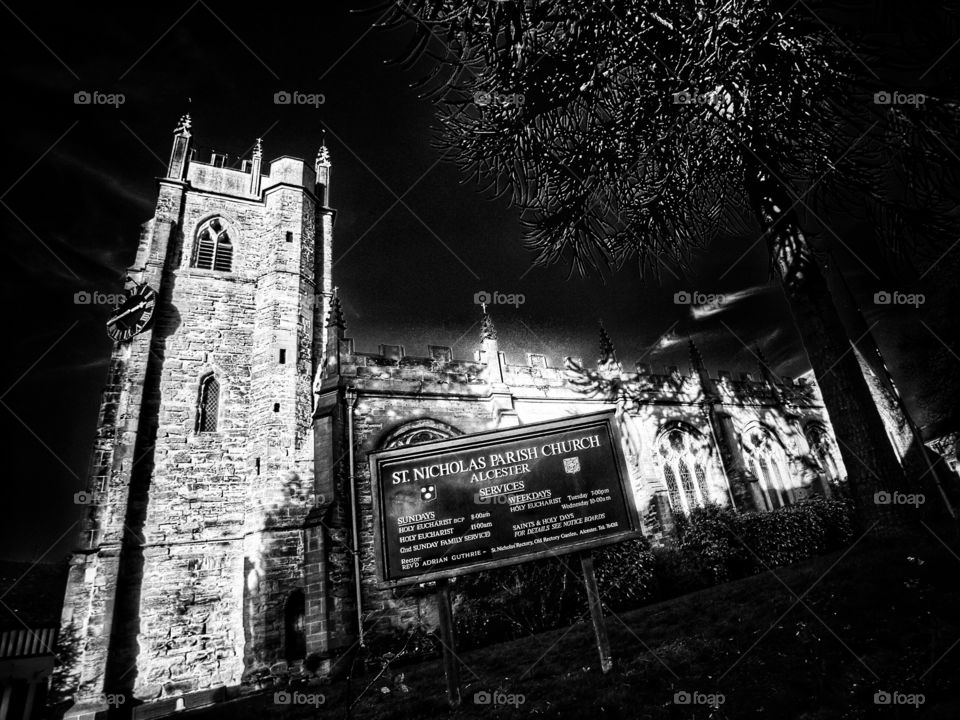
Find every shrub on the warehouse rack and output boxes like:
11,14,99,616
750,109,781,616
361,626,441,667
674,504,747,583
445,498,855,651
454,535,657,647
675,496,856,585
453,557,580,648
593,536,657,611
803,494,857,548
650,545,713,598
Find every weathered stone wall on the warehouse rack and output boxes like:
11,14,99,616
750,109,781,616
328,343,841,645
56,202,185,716
58,144,331,716
186,164,258,198
241,174,321,682
353,392,498,643
133,183,261,699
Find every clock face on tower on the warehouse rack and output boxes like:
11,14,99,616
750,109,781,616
106,284,157,342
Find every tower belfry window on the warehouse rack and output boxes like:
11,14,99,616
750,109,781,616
193,218,234,272
196,374,220,432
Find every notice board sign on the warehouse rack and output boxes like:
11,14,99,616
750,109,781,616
368,410,642,587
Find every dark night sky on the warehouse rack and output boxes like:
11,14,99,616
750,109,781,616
1,2,957,562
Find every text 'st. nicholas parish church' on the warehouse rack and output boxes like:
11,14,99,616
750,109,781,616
56,117,848,719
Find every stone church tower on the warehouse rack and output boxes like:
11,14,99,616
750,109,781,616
57,116,336,719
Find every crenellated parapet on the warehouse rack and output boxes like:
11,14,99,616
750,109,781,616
331,337,822,410
184,151,319,199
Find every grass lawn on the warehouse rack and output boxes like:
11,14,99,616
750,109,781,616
195,523,960,719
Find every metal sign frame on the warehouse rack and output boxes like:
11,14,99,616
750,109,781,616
368,410,642,588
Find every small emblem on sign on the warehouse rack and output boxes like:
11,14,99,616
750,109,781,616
421,485,437,502
563,457,581,474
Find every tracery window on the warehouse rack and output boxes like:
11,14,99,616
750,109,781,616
193,217,234,272
805,424,843,486
656,426,712,515
744,427,793,510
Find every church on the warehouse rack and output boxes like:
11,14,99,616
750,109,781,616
54,117,846,719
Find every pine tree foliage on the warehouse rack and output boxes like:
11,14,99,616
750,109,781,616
375,0,960,278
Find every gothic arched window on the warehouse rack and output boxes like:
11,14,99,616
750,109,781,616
663,465,683,513
195,374,220,432
744,427,793,510
656,426,713,515
805,424,843,488
193,217,234,272
757,455,781,509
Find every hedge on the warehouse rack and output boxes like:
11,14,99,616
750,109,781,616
369,496,856,654
674,496,856,584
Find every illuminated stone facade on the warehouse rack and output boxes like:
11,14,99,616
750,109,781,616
54,122,846,719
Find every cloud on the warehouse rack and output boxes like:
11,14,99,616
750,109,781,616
690,284,770,320
655,329,683,350
650,327,726,353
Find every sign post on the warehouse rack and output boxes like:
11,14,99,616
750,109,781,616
367,411,641,694
435,578,461,707
579,551,613,673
